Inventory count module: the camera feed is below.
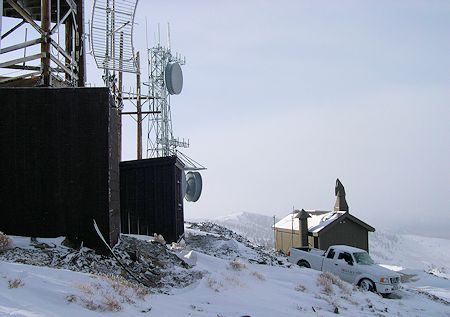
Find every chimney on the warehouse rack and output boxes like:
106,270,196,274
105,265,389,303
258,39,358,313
295,209,311,247
334,178,349,212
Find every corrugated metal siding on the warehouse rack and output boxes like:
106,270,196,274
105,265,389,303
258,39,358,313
319,218,369,251
120,156,185,243
0,87,120,250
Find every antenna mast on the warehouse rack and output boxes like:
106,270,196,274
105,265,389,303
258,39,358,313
146,25,189,158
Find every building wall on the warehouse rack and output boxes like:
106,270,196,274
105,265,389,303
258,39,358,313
120,156,185,243
0,87,120,250
275,228,315,254
318,218,369,251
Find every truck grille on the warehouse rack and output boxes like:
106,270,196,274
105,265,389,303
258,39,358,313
390,277,399,284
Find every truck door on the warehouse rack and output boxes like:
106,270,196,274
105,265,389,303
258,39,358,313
321,248,336,273
335,252,357,283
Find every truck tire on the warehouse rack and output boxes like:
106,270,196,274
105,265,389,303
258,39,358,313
358,278,375,292
297,260,311,268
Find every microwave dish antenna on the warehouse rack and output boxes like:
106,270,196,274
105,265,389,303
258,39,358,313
184,171,203,202
145,24,188,159
90,0,139,77
165,62,183,95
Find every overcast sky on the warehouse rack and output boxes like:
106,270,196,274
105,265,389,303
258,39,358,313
94,0,450,238
6,0,436,238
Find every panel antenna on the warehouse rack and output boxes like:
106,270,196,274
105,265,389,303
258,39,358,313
91,0,139,89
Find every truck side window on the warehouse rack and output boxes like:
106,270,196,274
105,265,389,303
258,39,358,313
338,252,353,264
327,249,335,259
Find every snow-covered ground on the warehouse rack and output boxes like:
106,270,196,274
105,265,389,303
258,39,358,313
212,212,450,307
0,215,450,316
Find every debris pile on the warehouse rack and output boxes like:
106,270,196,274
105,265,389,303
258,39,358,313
0,235,203,292
185,222,287,266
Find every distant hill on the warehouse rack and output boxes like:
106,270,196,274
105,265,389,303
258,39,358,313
211,212,275,248
370,230,450,277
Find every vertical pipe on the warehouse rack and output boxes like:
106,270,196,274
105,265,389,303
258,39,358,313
41,0,51,86
291,209,294,249
273,215,276,250
136,52,142,160
23,28,28,67
56,0,60,60
65,17,73,82
0,0,3,50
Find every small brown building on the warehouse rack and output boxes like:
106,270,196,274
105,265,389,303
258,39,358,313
273,179,375,254
274,210,375,254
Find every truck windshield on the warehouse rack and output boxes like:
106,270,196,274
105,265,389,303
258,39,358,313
353,252,374,265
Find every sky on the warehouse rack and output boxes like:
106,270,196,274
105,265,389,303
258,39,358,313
95,0,450,238
2,1,449,238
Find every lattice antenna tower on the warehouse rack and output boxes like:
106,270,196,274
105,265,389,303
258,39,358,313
146,24,188,158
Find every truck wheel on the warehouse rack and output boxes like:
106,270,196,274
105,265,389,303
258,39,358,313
297,260,311,268
358,278,375,292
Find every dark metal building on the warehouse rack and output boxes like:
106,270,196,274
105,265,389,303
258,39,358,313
120,156,185,243
308,212,375,251
0,87,120,249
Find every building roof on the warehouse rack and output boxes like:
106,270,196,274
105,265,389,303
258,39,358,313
273,210,375,234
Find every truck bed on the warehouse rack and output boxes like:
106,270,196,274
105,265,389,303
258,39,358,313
288,247,326,270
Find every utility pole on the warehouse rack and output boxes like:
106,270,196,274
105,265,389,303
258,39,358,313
273,215,276,250
136,51,142,160
40,0,51,86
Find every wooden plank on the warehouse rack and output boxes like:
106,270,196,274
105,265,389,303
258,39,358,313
0,71,40,84
49,54,78,80
0,53,43,68
0,38,41,54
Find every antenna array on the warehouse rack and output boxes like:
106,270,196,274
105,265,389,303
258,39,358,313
91,0,139,88
145,30,188,158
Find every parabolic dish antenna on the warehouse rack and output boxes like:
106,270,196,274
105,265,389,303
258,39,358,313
185,171,202,202
165,62,183,95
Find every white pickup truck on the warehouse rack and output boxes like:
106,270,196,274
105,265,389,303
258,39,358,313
287,245,400,295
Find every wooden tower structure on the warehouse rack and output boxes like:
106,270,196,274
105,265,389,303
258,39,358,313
0,0,85,87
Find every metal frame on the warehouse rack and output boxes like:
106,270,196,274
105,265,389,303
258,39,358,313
0,0,85,87
146,42,188,159
144,27,205,170
90,0,138,75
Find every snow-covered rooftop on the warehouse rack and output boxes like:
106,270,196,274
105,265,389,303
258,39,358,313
274,210,346,233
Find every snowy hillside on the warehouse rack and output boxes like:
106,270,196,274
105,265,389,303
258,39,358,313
0,221,449,316
212,212,276,248
370,230,450,277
